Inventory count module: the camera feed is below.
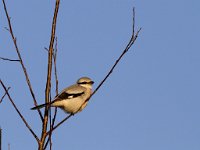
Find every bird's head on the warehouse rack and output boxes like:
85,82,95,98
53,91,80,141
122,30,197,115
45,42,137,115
77,77,94,89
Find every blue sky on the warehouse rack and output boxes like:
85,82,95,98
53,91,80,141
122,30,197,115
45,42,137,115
1,0,200,149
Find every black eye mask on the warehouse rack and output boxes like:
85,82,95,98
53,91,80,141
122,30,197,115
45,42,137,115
78,81,94,85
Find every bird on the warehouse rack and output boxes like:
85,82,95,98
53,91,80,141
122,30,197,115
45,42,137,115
31,77,94,114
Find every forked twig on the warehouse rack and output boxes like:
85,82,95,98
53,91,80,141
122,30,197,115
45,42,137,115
2,0,43,121
0,80,39,143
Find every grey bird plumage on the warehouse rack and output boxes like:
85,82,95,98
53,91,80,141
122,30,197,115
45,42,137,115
31,77,94,114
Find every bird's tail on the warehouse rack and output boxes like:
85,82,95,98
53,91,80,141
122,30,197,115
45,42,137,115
31,103,48,110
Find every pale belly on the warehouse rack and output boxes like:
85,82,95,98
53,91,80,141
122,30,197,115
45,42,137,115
52,98,88,114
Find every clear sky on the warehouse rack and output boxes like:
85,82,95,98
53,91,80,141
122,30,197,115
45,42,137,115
0,0,200,149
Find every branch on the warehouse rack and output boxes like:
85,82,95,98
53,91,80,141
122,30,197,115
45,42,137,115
46,7,141,135
2,0,43,121
51,37,59,128
91,8,141,97
53,37,59,95
0,57,20,62
44,37,59,149
0,87,10,103
50,37,59,148
0,80,40,143
39,0,60,149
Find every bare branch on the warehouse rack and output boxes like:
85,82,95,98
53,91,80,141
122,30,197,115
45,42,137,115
2,0,43,121
53,37,59,95
51,37,59,147
0,87,10,103
51,37,59,128
0,80,39,143
44,37,59,149
0,57,20,62
39,0,60,149
91,9,141,97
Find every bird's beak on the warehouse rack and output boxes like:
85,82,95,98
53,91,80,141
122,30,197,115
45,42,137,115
90,81,94,84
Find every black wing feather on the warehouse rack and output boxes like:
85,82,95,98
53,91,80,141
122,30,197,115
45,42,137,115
57,91,84,99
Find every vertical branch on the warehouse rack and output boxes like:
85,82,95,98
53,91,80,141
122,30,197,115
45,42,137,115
50,37,59,149
39,0,60,149
54,37,59,95
51,37,59,129
51,37,59,127
44,37,59,149
2,0,43,121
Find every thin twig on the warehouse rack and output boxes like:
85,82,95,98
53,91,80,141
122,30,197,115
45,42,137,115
0,57,20,62
0,80,40,143
91,28,141,97
54,37,59,95
0,87,10,103
91,9,141,97
51,37,59,128
39,0,60,149
46,7,141,135
2,0,43,121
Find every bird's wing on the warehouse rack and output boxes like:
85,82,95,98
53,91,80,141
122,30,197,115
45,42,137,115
54,84,86,101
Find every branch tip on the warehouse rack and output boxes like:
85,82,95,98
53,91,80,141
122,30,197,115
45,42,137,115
2,0,43,121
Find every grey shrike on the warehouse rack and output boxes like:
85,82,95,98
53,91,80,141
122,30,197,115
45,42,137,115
31,77,94,114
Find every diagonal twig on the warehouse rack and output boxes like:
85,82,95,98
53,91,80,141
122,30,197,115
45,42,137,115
0,80,40,143
91,8,141,97
0,87,10,103
2,0,43,121
46,7,142,135
46,114,73,136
